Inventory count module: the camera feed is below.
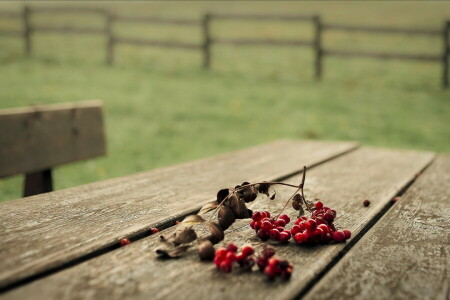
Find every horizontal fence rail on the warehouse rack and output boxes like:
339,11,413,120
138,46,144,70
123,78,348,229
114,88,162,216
323,23,442,36
212,38,312,47
114,38,201,50
33,26,106,35
209,13,315,22
113,15,200,26
324,49,442,61
0,11,20,18
29,6,105,14
0,6,448,88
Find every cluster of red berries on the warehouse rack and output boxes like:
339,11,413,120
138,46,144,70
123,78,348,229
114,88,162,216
251,201,351,245
214,243,255,273
249,211,292,243
256,246,293,280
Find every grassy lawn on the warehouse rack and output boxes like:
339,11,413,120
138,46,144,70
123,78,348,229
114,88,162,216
0,1,449,202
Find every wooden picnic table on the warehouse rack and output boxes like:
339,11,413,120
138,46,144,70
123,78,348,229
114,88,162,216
0,140,448,300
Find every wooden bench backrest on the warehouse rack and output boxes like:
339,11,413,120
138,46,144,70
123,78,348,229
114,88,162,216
0,100,106,195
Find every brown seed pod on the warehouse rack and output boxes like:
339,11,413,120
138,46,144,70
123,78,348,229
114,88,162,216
292,200,302,211
229,194,250,219
240,185,258,203
198,240,215,261
292,194,303,210
205,222,224,244
257,182,271,196
173,227,197,246
217,189,230,203
218,206,236,230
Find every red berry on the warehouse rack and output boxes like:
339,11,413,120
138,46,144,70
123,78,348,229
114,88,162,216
279,231,291,243
241,245,254,257
257,229,270,241
269,228,280,240
314,201,323,209
305,219,317,231
227,243,238,252
150,227,159,234
290,224,301,235
249,220,256,229
294,233,305,244
213,257,222,268
257,257,268,270
220,260,232,273
343,229,351,239
226,251,237,262
119,238,131,246
215,248,228,260
279,214,290,224
264,265,277,280
261,220,273,232
252,211,262,221
275,219,286,227
267,258,279,268
317,224,329,234
264,211,271,218
332,230,346,242
363,199,371,207
262,246,276,258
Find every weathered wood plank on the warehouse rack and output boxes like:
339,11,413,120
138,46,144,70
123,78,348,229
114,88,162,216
2,147,433,299
303,155,449,300
0,100,106,178
0,140,357,290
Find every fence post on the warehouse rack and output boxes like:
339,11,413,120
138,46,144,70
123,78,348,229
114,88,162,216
442,20,449,89
202,13,211,69
313,15,323,81
105,11,114,65
23,5,31,56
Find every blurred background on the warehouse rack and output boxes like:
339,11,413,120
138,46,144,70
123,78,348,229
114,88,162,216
0,1,449,202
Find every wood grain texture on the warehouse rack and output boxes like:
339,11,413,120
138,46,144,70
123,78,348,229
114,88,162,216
0,140,357,290
2,147,433,300
304,155,450,300
0,100,106,178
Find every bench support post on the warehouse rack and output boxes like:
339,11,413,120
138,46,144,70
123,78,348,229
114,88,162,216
24,169,53,197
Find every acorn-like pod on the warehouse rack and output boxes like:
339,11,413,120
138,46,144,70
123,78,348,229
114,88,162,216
240,185,258,203
216,189,230,204
218,206,236,230
228,194,250,219
198,240,215,261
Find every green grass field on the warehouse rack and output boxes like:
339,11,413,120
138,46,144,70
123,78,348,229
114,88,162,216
0,1,449,202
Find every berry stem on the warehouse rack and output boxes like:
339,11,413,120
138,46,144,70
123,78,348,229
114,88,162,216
275,166,312,220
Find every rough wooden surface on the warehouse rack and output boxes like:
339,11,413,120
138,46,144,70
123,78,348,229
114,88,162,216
2,147,433,300
304,155,449,300
0,140,357,290
0,100,106,178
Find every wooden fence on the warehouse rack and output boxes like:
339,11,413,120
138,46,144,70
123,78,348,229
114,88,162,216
0,6,449,88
